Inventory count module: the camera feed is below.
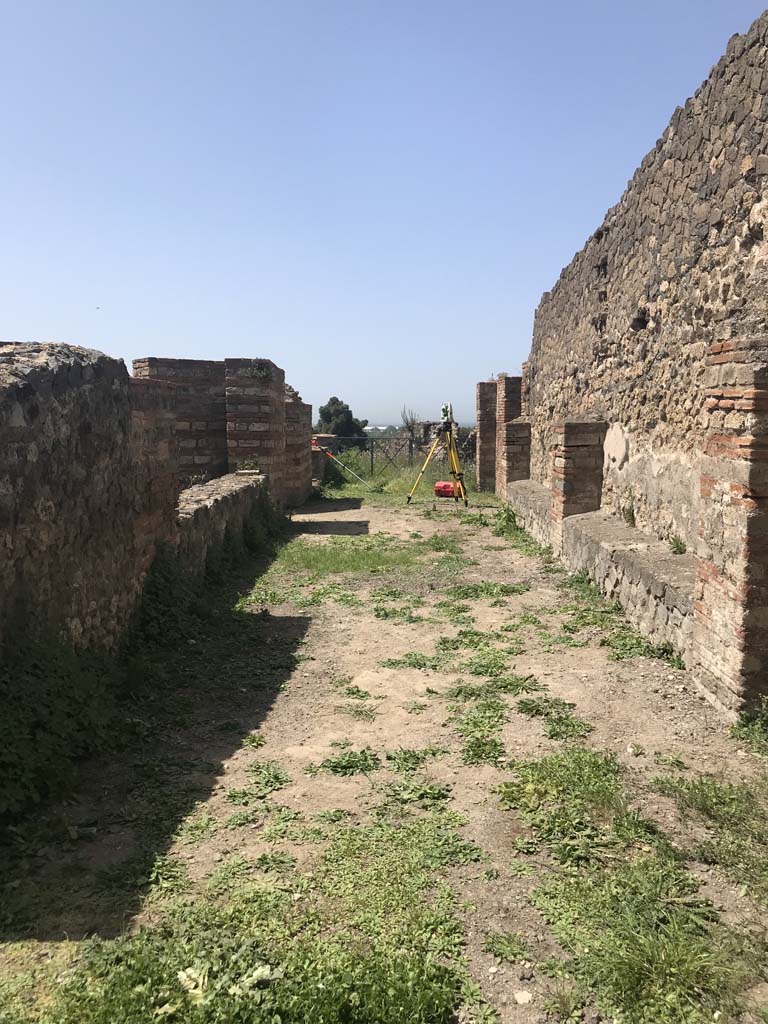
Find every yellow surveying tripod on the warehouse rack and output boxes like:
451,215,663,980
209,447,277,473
406,403,469,507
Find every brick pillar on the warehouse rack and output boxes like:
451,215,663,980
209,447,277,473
495,375,522,497
500,420,531,499
691,337,768,717
476,381,497,491
284,392,313,507
225,359,286,503
549,421,607,551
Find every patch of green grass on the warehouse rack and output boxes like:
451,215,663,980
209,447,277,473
206,855,252,896
341,684,371,700
670,536,687,555
262,533,424,582
462,647,511,678
176,808,219,845
461,735,506,765
434,599,475,626
382,651,448,671
732,695,768,756
225,807,263,829
146,854,191,900
243,732,266,748
255,851,296,873
373,604,423,623
654,772,768,902
445,674,541,702
41,810,486,1024
483,930,530,962
404,700,429,715
317,747,382,776
382,776,454,809
601,626,684,666
492,506,553,559
516,695,593,741
424,534,463,555
533,855,755,1024
245,760,291,797
447,582,530,601
497,747,626,866
313,809,352,824
386,746,446,773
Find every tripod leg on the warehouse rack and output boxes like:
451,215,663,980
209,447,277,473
406,435,442,503
447,431,469,507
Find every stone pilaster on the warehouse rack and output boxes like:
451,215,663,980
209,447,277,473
225,359,286,503
550,421,607,551
500,420,531,497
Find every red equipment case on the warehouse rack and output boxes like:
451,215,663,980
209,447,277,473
434,481,455,498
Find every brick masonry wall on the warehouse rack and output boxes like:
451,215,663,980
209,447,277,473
525,12,768,548
133,357,227,485
495,375,521,497
0,342,178,650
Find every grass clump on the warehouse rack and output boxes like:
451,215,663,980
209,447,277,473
267,533,422,578
731,695,768,757
483,930,530,963
654,772,768,903
516,695,593,741
336,702,379,722
452,698,507,766
492,506,552,559
39,811,483,1024
382,651,447,671
447,581,530,601
533,855,754,1024
497,748,626,866
316,747,382,776
386,746,446,773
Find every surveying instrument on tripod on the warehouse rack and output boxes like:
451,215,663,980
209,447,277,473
406,403,469,507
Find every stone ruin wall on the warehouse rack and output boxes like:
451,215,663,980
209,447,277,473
480,12,768,718
0,342,313,653
526,12,768,548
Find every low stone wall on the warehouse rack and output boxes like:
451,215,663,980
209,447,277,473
177,473,268,577
507,479,695,659
562,512,695,656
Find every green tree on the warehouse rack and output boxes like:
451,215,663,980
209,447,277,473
316,396,368,450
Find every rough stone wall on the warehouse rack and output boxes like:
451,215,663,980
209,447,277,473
133,358,227,485
0,343,178,650
526,11,768,548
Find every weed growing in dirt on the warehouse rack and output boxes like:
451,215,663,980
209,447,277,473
382,651,448,671
243,732,266,748
424,534,463,555
492,507,553,560
483,931,530,962
336,702,379,722
447,582,530,600
601,626,684,666
175,808,219,845
516,695,593,741
445,675,541,702
382,776,453,809
404,700,429,714
452,698,508,765
386,746,446,773
434,599,475,626
315,747,382,776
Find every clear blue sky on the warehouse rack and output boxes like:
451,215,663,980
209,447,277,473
2,1,764,424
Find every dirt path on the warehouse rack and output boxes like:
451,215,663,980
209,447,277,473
2,495,767,1023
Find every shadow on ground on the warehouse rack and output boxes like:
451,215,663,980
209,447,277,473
295,497,363,514
0,556,309,943
294,520,369,536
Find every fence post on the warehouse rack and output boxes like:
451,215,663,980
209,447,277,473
370,442,375,478
408,435,414,466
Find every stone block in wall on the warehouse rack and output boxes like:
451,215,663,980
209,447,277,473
498,419,531,490
133,357,227,484
475,381,496,491
691,337,768,717
225,359,287,502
